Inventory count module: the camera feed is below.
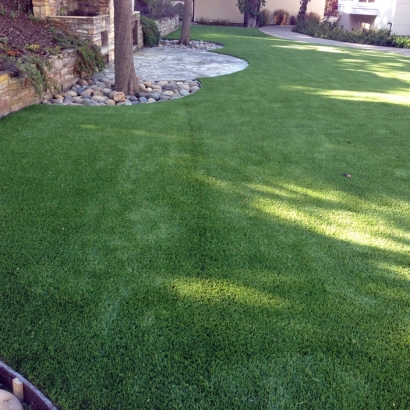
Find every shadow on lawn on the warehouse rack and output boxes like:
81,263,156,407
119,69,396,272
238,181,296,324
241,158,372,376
2,28,410,408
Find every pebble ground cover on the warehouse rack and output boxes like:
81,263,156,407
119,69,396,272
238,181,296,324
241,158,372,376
1,25,410,409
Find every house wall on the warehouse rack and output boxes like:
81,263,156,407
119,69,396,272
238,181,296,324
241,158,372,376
338,0,410,35
391,0,410,34
194,0,326,24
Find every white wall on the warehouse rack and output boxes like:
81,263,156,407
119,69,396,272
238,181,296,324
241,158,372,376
391,0,410,34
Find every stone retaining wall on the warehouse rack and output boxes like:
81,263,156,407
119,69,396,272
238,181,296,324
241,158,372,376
0,49,79,118
155,15,180,37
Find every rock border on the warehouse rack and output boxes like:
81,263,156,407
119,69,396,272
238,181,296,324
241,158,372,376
0,360,57,410
41,40,225,107
42,78,202,107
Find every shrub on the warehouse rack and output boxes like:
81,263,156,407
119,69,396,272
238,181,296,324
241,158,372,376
51,29,105,74
212,19,231,26
307,12,321,24
135,0,176,19
258,9,270,27
140,14,161,47
292,19,410,49
197,16,210,25
289,15,297,25
173,3,184,20
391,35,410,48
273,9,289,26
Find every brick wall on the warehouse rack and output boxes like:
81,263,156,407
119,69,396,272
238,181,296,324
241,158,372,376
0,49,79,118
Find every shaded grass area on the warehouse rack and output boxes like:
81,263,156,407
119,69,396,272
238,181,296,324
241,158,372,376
1,26,410,408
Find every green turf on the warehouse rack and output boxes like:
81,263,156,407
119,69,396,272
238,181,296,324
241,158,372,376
1,26,410,409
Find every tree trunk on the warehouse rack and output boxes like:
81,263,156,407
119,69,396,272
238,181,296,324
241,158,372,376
243,10,249,27
179,0,193,45
114,0,139,94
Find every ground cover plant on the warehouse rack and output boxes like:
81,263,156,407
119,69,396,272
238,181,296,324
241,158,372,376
1,25,410,409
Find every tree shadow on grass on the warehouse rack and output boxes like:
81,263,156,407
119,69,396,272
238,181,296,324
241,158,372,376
1,28,410,408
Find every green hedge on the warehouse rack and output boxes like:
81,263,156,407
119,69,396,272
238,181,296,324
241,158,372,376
140,14,161,47
293,19,410,48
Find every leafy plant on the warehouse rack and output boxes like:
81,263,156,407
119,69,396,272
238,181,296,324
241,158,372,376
140,15,161,47
197,17,210,25
24,44,41,51
135,0,177,19
212,19,231,26
51,28,105,74
391,35,410,48
173,3,184,20
28,13,41,22
273,9,289,25
15,54,56,97
258,9,270,27
307,12,321,24
236,0,266,20
292,19,410,49
289,15,297,25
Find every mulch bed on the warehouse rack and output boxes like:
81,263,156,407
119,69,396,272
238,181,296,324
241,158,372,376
0,0,59,71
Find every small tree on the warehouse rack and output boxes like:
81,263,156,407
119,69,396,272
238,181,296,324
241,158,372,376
114,0,139,94
179,0,193,45
297,0,311,22
237,0,266,27
324,0,338,16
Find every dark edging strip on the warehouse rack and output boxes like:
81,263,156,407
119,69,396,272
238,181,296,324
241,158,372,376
0,360,58,410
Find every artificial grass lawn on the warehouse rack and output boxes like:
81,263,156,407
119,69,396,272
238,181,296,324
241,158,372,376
1,25,410,409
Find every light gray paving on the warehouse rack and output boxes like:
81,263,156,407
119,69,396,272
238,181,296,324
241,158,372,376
101,46,248,81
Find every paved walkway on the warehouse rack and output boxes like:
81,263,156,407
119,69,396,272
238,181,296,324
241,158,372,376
260,25,410,57
100,46,249,81
99,26,409,82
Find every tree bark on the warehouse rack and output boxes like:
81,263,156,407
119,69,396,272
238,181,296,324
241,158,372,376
243,10,249,27
179,0,193,46
114,0,139,94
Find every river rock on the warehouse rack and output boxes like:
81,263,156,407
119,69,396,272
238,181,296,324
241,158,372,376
105,99,116,106
0,390,23,410
83,99,99,106
92,96,107,103
179,90,190,96
112,92,126,102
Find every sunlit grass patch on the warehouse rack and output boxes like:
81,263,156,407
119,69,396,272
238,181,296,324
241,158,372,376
1,25,410,409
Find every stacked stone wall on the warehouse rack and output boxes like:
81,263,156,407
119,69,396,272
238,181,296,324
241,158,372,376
155,15,180,37
0,49,79,118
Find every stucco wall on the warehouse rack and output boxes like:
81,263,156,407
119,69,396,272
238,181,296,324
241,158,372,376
194,0,326,24
338,0,410,35
391,0,410,35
